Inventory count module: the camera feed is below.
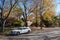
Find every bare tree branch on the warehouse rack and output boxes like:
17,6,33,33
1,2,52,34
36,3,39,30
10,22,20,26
4,0,18,20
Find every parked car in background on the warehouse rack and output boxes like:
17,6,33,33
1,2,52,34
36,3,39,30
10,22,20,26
10,27,31,35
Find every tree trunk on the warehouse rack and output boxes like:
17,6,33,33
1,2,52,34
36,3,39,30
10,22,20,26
25,19,28,27
23,4,28,27
40,15,44,29
2,20,6,32
41,26,42,29
23,13,28,27
1,20,6,32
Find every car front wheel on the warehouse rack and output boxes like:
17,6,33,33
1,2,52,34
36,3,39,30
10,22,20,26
17,32,20,35
27,30,30,33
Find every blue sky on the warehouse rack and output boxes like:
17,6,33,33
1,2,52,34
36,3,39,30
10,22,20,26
54,0,60,15
0,0,60,15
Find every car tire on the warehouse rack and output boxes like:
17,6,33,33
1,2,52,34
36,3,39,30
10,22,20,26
17,32,20,35
27,30,30,33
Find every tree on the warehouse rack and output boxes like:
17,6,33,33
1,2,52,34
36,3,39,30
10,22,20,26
11,7,23,20
39,0,54,29
28,0,43,27
29,6,40,27
43,9,55,21
0,0,18,32
19,0,33,27
43,9,55,27
29,0,54,29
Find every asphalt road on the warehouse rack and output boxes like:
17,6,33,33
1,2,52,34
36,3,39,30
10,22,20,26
0,27,60,40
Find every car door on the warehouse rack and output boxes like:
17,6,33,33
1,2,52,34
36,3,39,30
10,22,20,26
20,28,25,33
19,28,24,33
22,28,28,33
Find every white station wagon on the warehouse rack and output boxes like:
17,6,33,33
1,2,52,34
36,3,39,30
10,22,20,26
10,27,31,35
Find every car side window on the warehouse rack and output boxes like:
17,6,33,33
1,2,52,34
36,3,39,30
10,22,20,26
23,28,27,29
19,28,23,30
18,28,28,30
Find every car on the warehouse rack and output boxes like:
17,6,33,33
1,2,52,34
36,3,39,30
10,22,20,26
10,27,31,35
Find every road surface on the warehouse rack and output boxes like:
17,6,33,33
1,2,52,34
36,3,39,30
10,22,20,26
0,27,60,40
